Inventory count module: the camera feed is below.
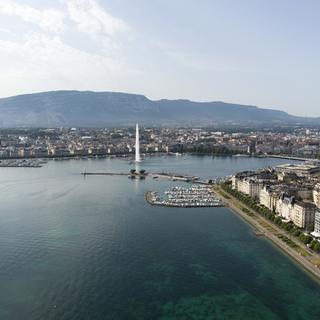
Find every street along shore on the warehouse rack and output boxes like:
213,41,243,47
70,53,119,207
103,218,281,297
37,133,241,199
215,186,320,282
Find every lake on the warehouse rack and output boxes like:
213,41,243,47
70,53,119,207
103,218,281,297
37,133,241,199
0,155,319,320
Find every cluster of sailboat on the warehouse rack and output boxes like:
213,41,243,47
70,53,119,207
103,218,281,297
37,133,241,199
0,159,47,167
148,185,223,207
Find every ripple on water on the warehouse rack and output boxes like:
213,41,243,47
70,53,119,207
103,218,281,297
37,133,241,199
0,157,320,320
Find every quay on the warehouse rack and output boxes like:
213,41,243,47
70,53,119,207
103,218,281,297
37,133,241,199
267,155,312,161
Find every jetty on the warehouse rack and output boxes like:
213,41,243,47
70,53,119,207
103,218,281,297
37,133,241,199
81,170,203,182
81,172,128,176
80,168,229,187
151,172,199,182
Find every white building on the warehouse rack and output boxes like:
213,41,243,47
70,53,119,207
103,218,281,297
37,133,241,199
232,171,255,190
276,195,295,220
292,201,316,230
311,211,320,238
313,184,320,209
236,177,264,199
259,186,278,211
232,171,265,199
276,161,320,178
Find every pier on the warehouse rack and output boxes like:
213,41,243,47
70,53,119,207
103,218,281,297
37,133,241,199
81,171,148,179
151,172,199,182
81,172,129,176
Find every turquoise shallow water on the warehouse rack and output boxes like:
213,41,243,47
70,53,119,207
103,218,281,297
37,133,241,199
0,155,319,320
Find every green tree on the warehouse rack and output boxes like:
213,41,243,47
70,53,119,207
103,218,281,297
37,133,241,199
313,242,320,252
310,240,318,250
292,229,301,237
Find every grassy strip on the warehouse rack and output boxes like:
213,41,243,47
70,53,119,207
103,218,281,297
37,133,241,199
277,234,311,257
241,207,254,216
219,191,231,199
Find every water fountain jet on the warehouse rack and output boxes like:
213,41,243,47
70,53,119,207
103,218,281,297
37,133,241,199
135,123,141,162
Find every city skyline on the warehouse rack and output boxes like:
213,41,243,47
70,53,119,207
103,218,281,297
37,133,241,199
0,0,319,117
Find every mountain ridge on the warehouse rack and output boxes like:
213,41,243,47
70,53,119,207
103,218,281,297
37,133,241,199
0,90,317,127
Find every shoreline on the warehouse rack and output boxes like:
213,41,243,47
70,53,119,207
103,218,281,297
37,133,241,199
215,186,320,282
0,152,314,162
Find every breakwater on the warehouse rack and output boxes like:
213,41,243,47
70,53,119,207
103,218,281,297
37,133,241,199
81,171,222,185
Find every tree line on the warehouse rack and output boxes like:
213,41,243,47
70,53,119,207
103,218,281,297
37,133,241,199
221,182,320,253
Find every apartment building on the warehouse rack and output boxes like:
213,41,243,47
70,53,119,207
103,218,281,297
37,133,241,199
292,201,316,230
313,184,320,209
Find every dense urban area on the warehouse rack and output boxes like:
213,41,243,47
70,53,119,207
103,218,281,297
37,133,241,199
229,161,320,246
1,126,320,159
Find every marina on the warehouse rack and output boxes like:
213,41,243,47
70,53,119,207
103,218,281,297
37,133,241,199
0,159,47,167
145,185,224,207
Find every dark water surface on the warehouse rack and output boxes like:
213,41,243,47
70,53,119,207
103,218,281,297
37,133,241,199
0,156,319,320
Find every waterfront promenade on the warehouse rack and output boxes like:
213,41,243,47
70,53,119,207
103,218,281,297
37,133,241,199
215,186,320,281
267,154,313,161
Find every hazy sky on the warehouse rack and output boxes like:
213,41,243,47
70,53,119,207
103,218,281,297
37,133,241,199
0,0,319,116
